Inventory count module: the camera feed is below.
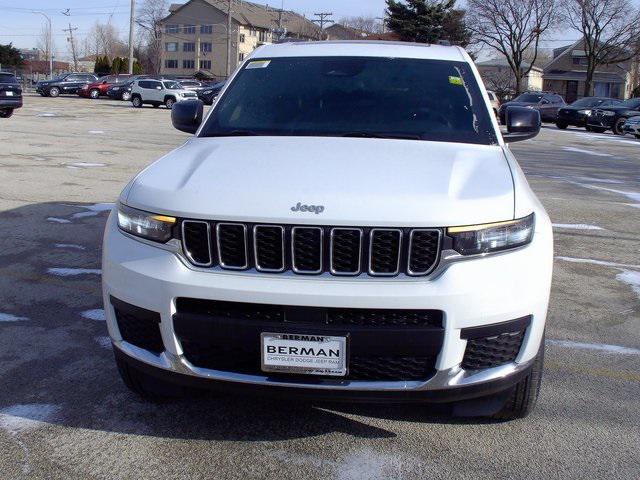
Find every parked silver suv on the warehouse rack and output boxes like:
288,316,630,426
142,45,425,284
130,79,197,109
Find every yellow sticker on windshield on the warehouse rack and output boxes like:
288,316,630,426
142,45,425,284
449,76,463,86
246,60,271,69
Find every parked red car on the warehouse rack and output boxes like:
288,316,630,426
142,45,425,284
78,74,132,99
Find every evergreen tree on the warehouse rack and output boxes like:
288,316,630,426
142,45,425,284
120,57,129,74
132,61,143,74
386,0,471,47
110,56,122,74
0,43,24,68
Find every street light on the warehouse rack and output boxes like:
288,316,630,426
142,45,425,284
32,11,53,79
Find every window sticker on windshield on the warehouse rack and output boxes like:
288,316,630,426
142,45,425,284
246,60,271,69
449,76,463,86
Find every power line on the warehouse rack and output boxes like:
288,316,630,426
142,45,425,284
311,12,334,30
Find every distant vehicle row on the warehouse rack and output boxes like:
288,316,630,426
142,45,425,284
499,91,640,138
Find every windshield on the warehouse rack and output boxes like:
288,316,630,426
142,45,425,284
513,93,543,103
621,98,640,109
163,81,181,89
570,97,605,107
0,73,18,84
200,56,497,145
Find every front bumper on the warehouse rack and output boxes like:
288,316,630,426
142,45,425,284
557,110,588,126
102,210,552,399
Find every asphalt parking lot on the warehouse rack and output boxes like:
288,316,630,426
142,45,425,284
1,94,639,479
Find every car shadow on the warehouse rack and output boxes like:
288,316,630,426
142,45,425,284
0,202,492,443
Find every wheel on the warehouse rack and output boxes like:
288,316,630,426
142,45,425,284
555,121,568,129
89,89,100,99
49,86,60,97
492,335,544,420
131,95,143,108
165,97,175,109
115,353,188,401
0,109,13,118
121,91,131,101
613,118,626,135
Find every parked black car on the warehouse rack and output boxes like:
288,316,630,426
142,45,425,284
555,97,622,129
106,80,134,101
0,72,22,118
35,73,98,97
587,98,640,135
499,92,566,123
198,81,225,105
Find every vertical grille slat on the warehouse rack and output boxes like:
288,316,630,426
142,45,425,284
182,220,213,266
291,227,323,274
253,225,285,272
330,228,363,275
216,223,248,269
407,229,441,276
369,229,402,276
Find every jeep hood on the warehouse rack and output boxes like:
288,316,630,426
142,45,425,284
124,137,515,227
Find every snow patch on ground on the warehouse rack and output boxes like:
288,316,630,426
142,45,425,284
556,256,640,269
37,113,56,117
70,203,114,219
0,404,61,434
54,243,85,250
88,130,104,134
66,162,106,168
47,217,71,224
562,147,612,157
0,313,28,322
616,270,640,299
553,223,603,230
95,336,112,349
48,268,101,276
546,339,640,355
575,177,625,184
81,309,106,321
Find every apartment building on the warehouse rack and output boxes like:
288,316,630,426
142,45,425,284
160,0,321,79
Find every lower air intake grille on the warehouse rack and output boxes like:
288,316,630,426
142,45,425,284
111,297,164,353
462,331,526,370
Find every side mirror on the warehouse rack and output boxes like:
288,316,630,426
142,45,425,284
171,99,204,134
502,106,541,143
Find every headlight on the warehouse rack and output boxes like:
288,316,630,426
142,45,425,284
447,214,535,255
577,109,592,115
113,87,120,91
117,204,176,243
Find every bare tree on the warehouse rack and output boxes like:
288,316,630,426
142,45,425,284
482,68,517,100
467,0,558,95
339,16,384,34
560,0,640,97
36,24,56,62
136,0,168,74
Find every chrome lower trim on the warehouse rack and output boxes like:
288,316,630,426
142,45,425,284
114,340,535,392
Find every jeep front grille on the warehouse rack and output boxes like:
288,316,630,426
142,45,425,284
180,221,442,277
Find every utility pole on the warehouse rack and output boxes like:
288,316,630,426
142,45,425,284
312,12,334,35
226,0,233,77
128,0,136,74
62,23,79,71
33,11,53,79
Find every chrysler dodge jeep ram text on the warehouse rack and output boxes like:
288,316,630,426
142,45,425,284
103,41,553,420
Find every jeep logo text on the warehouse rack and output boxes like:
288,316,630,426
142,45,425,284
291,202,324,214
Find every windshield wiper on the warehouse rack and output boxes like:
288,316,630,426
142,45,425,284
209,130,260,137
341,132,422,140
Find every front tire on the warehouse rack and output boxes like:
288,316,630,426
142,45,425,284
0,109,14,118
121,91,131,101
49,86,60,97
492,336,544,420
613,118,626,135
131,95,143,108
165,97,175,109
556,121,568,129
89,89,100,99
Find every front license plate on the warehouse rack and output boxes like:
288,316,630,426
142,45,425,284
5,91,13,96
261,332,347,376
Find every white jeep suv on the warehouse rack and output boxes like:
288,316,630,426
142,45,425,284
103,41,553,419
130,78,197,109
